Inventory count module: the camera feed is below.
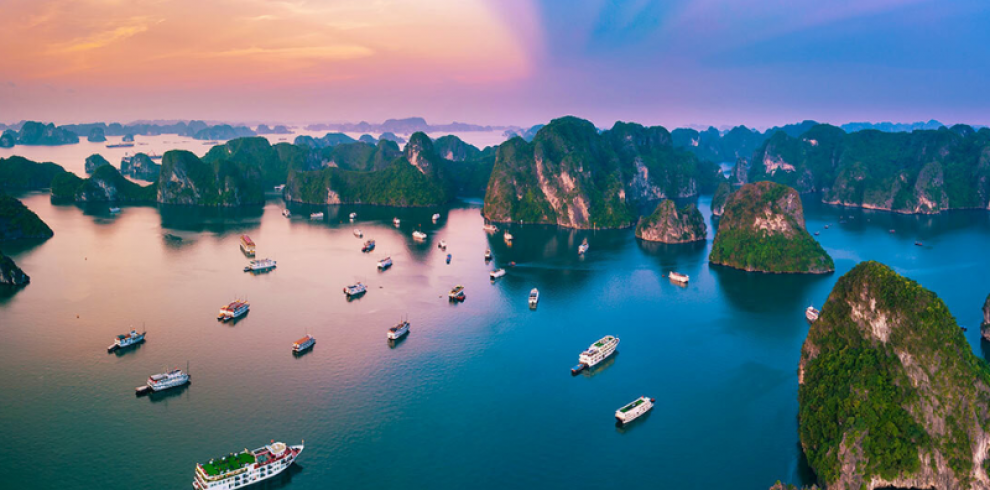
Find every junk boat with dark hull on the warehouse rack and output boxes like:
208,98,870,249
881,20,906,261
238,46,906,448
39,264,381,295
387,320,410,340
615,397,655,426
239,235,256,257
292,334,315,354
449,285,466,302
218,300,250,322
108,328,146,353
572,335,619,374
192,441,304,490
362,240,376,253
136,365,190,395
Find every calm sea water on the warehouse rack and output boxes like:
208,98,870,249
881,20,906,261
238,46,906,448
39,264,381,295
2,185,990,489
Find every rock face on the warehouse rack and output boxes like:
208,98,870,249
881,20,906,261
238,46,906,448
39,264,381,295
0,251,30,288
294,132,355,149
122,134,135,142
52,165,156,203
711,181,732,216
16,121,79,145
750,124,990,214
768,483,818,490
799,261,990,490
0,193,54,241
85,154,111,174
120,153,160,180
0,156,66,190
87,127,106,143
157,149,262,206
483,117,719,229
433,135,481,162
192,124,255,141
709,181,833,273
635,200,706,243
981,294,990,341
0,130,16,148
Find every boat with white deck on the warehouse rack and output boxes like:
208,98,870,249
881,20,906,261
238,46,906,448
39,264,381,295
438,240,447,250
192,441,304,490
432,213,440,221
217,300,250,322
572,335,619,374
108,328,146,353
310,212,323,220
292,334,315,353
483,224,498,233
668,272,689,284
490,268,506,280
578,239,589,255
615,396,655,426
484,249,492,261
393,217,400,227
448,285,465,302
412,230,427,241
244,258,276,273
344,282,367,297
504,232,514,242
387,320,410,340
349,212,357,220
529,288,539,307
354,229,363,238
136,365,189,395
377,256,392,270
806,305,820,322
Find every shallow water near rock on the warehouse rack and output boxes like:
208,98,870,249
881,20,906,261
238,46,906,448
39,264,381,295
1,191,989,490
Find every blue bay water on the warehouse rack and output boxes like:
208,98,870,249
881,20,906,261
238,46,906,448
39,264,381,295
1,191,989,490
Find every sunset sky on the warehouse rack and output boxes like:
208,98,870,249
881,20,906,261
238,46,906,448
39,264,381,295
2,0,990,128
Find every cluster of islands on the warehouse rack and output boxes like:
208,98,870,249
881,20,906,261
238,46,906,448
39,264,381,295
3,115,990,489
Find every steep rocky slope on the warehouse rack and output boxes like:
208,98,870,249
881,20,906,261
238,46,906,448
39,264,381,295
52,165,156,203
635,200,706,243
0,193,53,241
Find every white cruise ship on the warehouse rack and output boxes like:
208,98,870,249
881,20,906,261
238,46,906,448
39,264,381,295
572,335,619,374
310,212,324,220
393,217,401,227
578,239,589,255
349,212,357,220
354,229,363,238
432,213,440,221
528,288,539,307
344,282,367,297
243,259,276,273
139,367,190,393
412,230,427,241
490,268,506,280
483,224,498,233
438,240,447,250
615,396,655,425
387,320,410,340
668,272,689,284
193,441,304,490
108,328,146,353
806,305,820,322
218,300,250,322
377,256,392,270
292,334,315,353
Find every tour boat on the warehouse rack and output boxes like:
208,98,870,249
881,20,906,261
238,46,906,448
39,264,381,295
483,224,498,233
504,232,514,242
814,231,819,236
393,217,401,227
806,305,820,322
484,249,492,261
217,300,250,322
274,184,285,192
387,320,410,340
615,397,655,426
824,224,829,229
412,230,427,241
529,288,539,308
449,285,466,302
106,142,134,148
578,239,589,255
446,253,451,264
668,272,689,284
239,235,256,257
292,334,315,353
354,229,363,238
490,268,506,280
377,256,392,270
438,240,447,250
282,209,291,218
343,282,367,297
310,212,324,220
349,212,357,220
109,207,121,214
362,240,376,253
192,441,304,490
136,366,189,395
107,328,146,353
244,258,276,273
571,335,619,374
432,213,440,221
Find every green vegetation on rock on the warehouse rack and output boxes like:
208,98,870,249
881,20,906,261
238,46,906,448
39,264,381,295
158,149,262,206
0,250,30,288
0,193,53,241
0,156,66,190
52,165,156,203
85,154,111,174
635,200,706,243
799,261,990,489
711,180,732,216
709,181,833,273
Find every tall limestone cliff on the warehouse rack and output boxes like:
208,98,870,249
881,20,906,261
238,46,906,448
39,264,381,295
0,250,30,289
0,156,66,190
0,193,53,241
157,149,263,206
799,261,990,490
635,200,706,243
85,154,111,174
483,117,719,229
709,181,833,273
52,165,155,203
711,181,732,216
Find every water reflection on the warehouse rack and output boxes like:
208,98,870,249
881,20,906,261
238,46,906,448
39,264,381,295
614,409,653,434
710,264,832,315
146,383,191,404
578,352,619,378
254,463,304,490
159,204,263,233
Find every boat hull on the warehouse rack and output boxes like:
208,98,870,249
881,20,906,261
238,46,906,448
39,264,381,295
192,444,303,490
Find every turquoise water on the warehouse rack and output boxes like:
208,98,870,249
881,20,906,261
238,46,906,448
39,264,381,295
1,192,989,490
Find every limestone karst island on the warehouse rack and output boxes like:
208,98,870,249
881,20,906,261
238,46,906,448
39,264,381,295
3,1,990,490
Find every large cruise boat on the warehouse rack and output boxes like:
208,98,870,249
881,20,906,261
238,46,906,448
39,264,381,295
578,239,589,255
239,235,255,257
615,396,655,426
193,441,304,490
806,305,820,322
668,272,689,284
572,335,619,374
344,283,367,297
107,328,146,353
218,300,250,322
377,256,392,270
292,334,315,354
243,259,276,273
387,320,410,340
412,230,427,241
136,366,190,395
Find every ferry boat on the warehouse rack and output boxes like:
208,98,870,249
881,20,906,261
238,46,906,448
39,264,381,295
668,272,689,284
106,142,135,148
387,320,410,340
490,268,506,280
192,441,304,490
292,334,315,354
349,212,357,220
244,258,276,273
806,305,820,322
438,240,447,250
273,184,285,192
218,300,250,322
109,207,121,214
484,249,492,261
377,256,392,270
136,366,190,395
393,217,401,227
107,328,146,353
354,229,363,238
504,232,514,242
361,240,376,253
449,285,466,302
412,230,427,241
432,213,441,221
572,335,619,374
483,224,498,233
615,396,655,426
310,212,324,220
578,239,589,255
343,282,367,297
529,288,539,308
240,235,256,257
282,209,291,218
